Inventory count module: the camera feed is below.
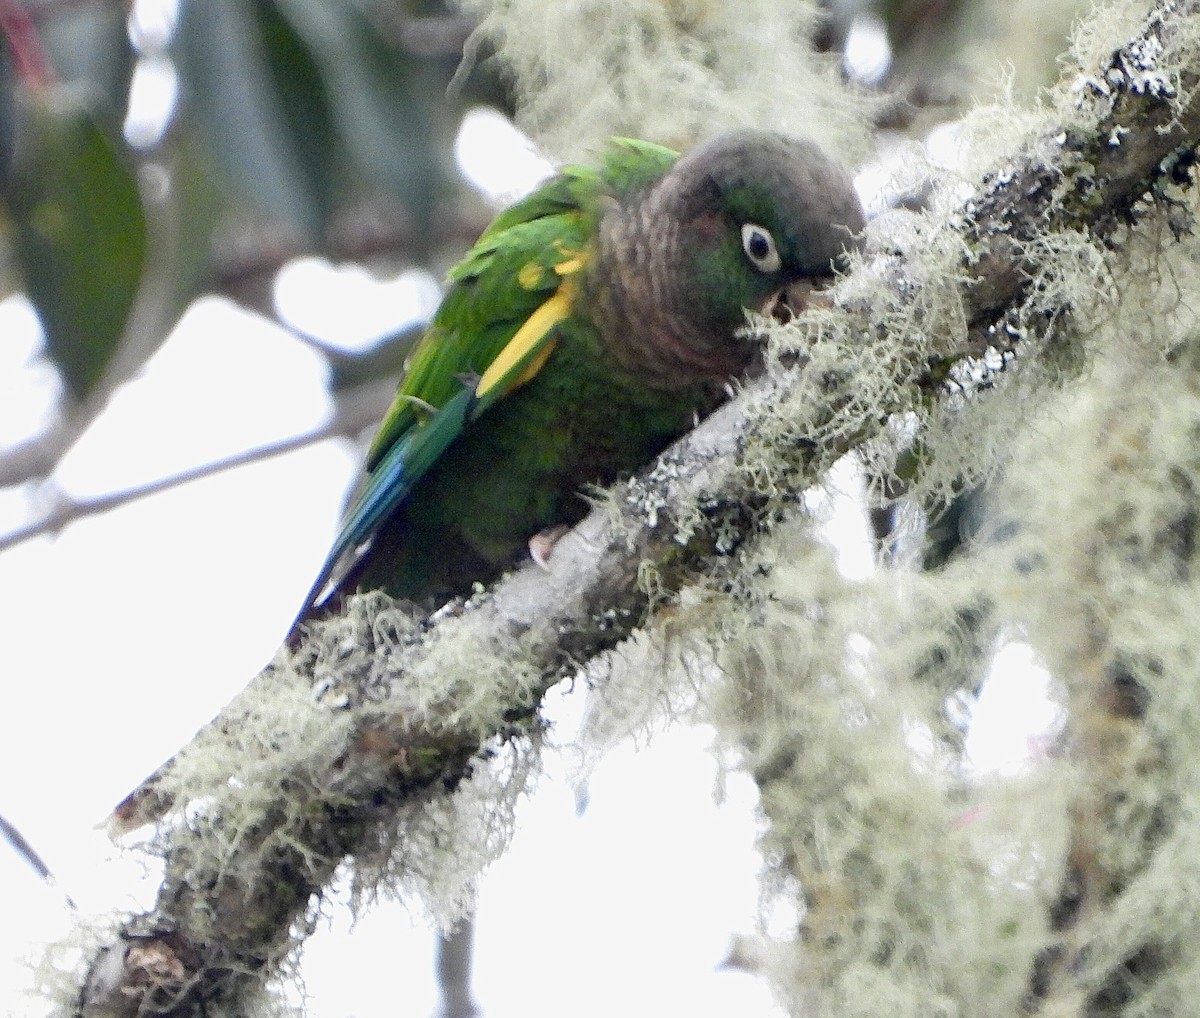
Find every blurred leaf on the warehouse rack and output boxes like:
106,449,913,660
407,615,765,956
173,0,338,241
276,0,459,251
250,0,340,227
0,29,13,187
156,129,226,317
92,126,228,386
2,87,147,401
36,0,134,136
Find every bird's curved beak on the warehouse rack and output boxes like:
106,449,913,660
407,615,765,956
760,277,836,323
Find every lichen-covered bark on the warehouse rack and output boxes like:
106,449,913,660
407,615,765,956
69,0,1200,1015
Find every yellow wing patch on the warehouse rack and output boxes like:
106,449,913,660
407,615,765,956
475,285,571,399
474,248,590,400
554,252,587,276
517,261,544,289
509,333,559,389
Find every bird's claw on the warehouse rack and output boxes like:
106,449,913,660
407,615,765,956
528,525,570,570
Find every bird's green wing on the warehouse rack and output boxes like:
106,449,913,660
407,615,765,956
362,136,680,471
362,139,679,458
296,163,611,617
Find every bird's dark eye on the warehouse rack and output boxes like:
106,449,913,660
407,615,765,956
740,223,782,273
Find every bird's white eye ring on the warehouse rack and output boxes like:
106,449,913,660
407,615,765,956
741,223,782,273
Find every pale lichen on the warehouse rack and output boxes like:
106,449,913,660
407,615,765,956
975,244,1200,1009
454,0,872,163
702,131,1200,1012
57,593,550,1017
712,521,1071,1017
57,0,1200,1015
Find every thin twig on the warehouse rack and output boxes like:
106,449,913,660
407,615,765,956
0,383,395,555
0,811,75,909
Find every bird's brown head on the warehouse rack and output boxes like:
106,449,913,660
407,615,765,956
593,129,864,388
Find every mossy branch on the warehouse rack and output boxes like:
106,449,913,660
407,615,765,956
72,1,1200,1015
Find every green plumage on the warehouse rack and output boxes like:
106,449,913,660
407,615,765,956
296,131,863,620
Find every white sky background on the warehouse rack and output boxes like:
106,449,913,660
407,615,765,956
0,17,1061,1018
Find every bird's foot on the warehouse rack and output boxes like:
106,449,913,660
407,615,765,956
528,525,570,570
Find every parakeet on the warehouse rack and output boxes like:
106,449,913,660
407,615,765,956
296,130,863,623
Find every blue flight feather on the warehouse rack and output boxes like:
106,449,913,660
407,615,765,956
297,386,476,617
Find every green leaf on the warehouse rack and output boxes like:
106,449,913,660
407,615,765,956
3,88,147,402
153,128,226,320
275,0,457,249
173,0,338,241
0,32,14,186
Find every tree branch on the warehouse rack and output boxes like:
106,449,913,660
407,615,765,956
72,2,1200,1014
0,377,397,555
0,811,75,909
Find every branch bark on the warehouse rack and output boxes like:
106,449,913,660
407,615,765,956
75,2,1200,1014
